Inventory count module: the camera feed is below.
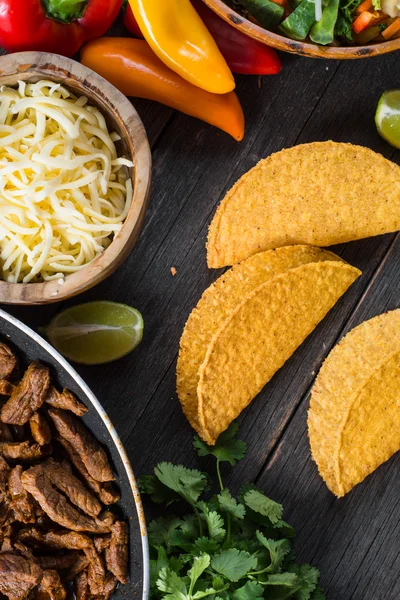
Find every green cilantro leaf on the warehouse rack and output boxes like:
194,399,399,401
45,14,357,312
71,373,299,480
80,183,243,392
243,489,283,525
218,489,246,520
180,514,200,541
193,537,220,554
194,422,247,466
264,572,298,586
197,501,226,542
291,564,320,600
148,517,183,549
232,581,264,600
211,548,257,582
139,474,180,505
155,463,209,506
188,555,210,595
255,531,291,573
157,567,187,598
311,587,326,599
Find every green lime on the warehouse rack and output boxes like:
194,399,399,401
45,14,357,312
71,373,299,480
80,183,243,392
375,90,400,149
44,301,144,365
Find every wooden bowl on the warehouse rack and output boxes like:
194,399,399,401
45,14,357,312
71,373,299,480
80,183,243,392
203,0,400,58
0,52,151,305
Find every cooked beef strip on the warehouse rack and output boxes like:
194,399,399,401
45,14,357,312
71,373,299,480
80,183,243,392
1,362,50,425
0,441,51,462
48,409,114,483
56,437,120,505
1,535,13,552
84,544,107,596
37,553,79,571
18,528,91,551
75,570,90,600
0,344,17,380
0,456,10,502
105,521,128,584
29,413,51,446
45,387,87,417
61,555,90,583
100,573,118,600
8,466,35,524
93,535,111,553
21,465,110,534
44,459,102,518
0,380,15,395
0,552,42,600
35,570,66,600
0,422,13,442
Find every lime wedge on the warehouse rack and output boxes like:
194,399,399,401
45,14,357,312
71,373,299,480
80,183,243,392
375,90,400,149
44,301,144,365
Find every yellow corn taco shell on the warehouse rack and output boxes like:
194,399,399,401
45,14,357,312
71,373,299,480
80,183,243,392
309,309,400,497
177,246,343,431
207,141,400,268
197,260,360,444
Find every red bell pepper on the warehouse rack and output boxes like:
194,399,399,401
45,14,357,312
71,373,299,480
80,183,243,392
0,0,122,57
124,1,281,75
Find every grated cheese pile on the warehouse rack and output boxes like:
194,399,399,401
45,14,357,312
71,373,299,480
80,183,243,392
0,80,133,283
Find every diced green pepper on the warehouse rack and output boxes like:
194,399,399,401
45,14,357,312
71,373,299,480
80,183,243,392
240,0,285,30
310,0,340,44
279,0,318,40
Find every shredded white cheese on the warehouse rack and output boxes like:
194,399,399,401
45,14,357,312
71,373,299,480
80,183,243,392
0,80,134,283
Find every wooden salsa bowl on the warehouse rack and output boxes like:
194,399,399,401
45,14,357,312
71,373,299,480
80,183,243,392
203,0,400,58
0,52,151,305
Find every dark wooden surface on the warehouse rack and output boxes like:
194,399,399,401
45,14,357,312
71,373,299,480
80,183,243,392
4,18,400,600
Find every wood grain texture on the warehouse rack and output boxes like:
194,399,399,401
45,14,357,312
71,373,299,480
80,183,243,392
203,0,400,59
3,17,400,600
0,52,151,304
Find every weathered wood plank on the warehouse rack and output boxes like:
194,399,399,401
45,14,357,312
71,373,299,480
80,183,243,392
254,232,400,599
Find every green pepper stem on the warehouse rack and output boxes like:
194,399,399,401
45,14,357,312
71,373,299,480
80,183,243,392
42,0,89,23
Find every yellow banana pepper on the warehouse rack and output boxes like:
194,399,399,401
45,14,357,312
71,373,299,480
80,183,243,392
128,0,235,94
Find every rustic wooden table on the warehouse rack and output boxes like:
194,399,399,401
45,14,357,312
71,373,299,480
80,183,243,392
4,22,400,600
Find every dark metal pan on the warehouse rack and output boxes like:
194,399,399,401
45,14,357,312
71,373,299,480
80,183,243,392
0,307,149,599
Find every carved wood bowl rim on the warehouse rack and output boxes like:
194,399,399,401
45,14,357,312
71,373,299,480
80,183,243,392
203,0,400,59
0,52,152,305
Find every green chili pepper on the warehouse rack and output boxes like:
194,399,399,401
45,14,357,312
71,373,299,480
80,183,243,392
310,0,340,44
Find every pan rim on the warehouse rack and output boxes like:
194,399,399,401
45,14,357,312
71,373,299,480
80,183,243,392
0,307,150,600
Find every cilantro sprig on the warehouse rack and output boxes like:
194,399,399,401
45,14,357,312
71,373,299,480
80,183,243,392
139,423,325,600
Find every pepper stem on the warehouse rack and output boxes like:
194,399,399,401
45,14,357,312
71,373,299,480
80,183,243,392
42,0,89,23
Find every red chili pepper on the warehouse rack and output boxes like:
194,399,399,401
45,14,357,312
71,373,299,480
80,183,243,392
0,0,122,57
124,4,144,38
191,0,281,75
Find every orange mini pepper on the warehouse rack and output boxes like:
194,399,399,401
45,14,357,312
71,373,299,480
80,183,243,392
127,0,235,95
81,38,244,141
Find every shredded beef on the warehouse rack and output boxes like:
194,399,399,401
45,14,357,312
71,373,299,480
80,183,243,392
8,466,35,524
0,350,128,597
29,412,51,446
0,381,14,395
45,387,87,416
0,344,17,380
56,436,119,505
21,465,110,533
37,553,79,571
0,552,42,600
0,441,51,461
1,362,50,425
48,409,114,482
36,569,67,600
105,521,128,584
